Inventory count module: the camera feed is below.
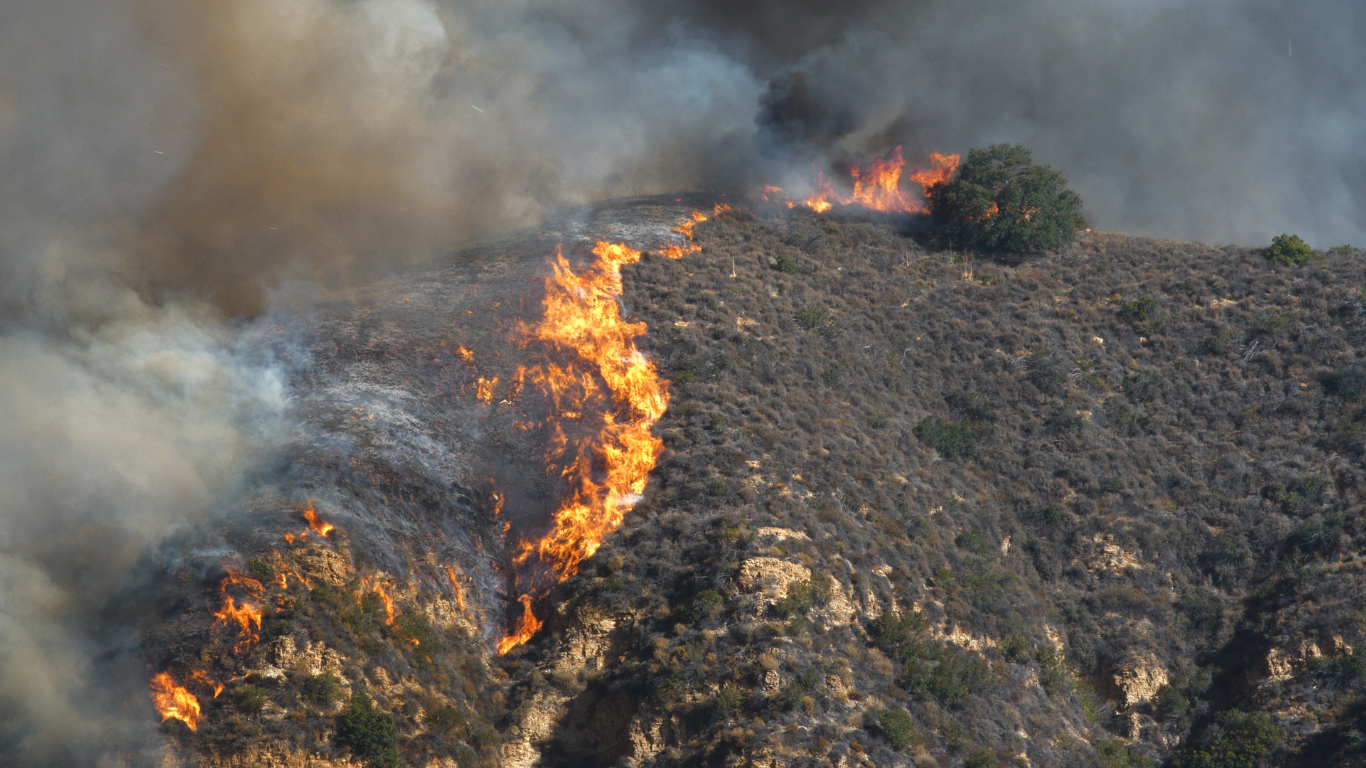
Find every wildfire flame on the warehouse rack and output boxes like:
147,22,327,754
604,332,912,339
445,565,466,612
495,213,704,652
303,501,334,538
475,376,498,403
150,672,201,731
188,669,226,699
801,147,959,214
211,568,264,655
497,594,543,655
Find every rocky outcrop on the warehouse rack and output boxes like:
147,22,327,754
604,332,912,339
1113,654,1168,707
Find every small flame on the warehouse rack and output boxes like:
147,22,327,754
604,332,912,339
475,376,498,403
802,147,959,214
456,345,475,363
444,565,466,612
358,575,397,625
497,594,543,655
303,501,334,538
211,568,264,655
188,669,226,699
760,185,784,203
713,202,732,216
150,672,201,731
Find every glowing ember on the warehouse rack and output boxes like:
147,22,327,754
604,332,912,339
497,594,543,655
802,147,959,214
303,501,334,538
456,345,475,363
150,672,201,731
496,212,703,652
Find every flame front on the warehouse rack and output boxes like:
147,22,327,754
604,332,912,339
150,672,201,731
801,147,959,214
497,594,544,655
496,215,706,652
303,501,334,537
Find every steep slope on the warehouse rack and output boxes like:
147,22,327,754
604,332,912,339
135,198,1366,768
500,204,1366,767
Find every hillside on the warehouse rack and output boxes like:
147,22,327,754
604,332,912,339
136,198,1366,768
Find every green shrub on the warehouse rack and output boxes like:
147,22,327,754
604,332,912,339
820,364,845,386
233,684,269,714
1153,684,1190,721
392,611,440,653
425,706,465,735
337,689,400,768
1173,710,1280,768
774,253,799,274
775,578,831,618
966,751,1003,768
794,305,830,330
1327,244,1362,256
306,673,341,706
1045,408,1085,435
678,589,724,623
1119,296,1163,325
1266,233,1318,266
913,415,979,459
1000,634,1029,663
876,708,919,750
1097,739,1155,768
247,558,274,583
311,581,338,607
927,143,1085,254
715,683,747,717
945,389,996,423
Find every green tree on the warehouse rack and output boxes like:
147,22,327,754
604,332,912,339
1173,710,1280,768
1265,233,1318,267
928,143,1085,254
337,689,400,768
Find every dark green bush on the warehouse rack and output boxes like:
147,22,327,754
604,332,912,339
1097,739,1155,768
715,683,747,717
247,558,274,583
927,143,1085,254
1153,685,1191,721
1172,710,1280,768
1327,243,1362,257
337,689,400,768
1000,634,1029,662
966,751,1003,768
913,415,979,459
1119,296,1162,325
392,611,440,653
876,708,918,750
306,673,341,706
775,578,831,618
233,684,269,714
774,253,799,274
945,389,996,423
425,705,465,735
1266,233,1318,267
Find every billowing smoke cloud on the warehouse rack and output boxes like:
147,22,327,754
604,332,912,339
2,0,1364,760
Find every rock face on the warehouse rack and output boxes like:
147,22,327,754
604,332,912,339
1113,654,1168,707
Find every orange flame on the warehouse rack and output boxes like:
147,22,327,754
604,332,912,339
358,575,397,625
760,185,784,203
188,669,226,699
475,376,499,403
303,501,334,538
497,594,543,655
496,214,700,651
456,345,475,363
212,568,264,655
150,672,201,731
802,147,959,214
445,565,466,612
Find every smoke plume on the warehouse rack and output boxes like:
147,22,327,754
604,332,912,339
2,0,1365,760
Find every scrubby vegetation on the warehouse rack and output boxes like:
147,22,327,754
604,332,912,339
499,200,1366,767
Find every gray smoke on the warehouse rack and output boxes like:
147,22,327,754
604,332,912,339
2,0,1364,761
